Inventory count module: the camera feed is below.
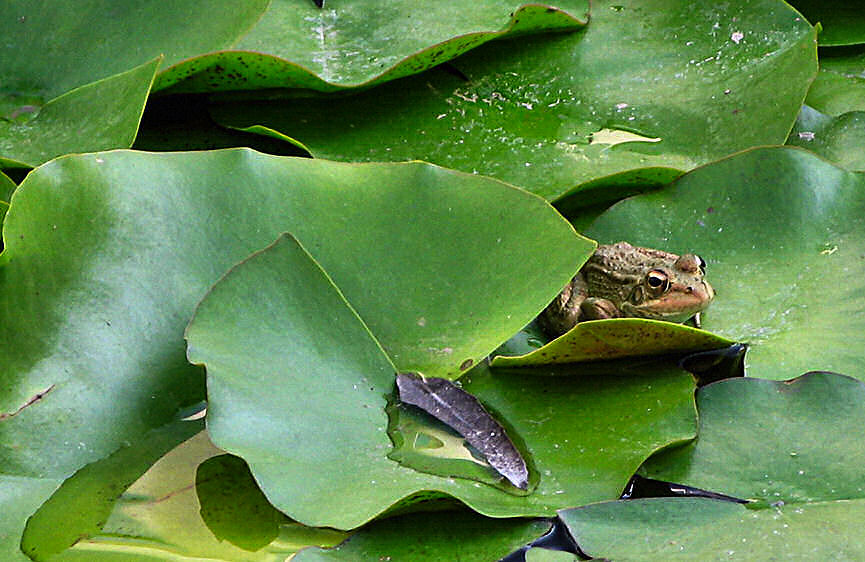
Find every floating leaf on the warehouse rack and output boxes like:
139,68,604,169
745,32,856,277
583,146,865,379
396,372,529,490
641,372,865,502
158,0,589,92
21,419,203,560
213,0,817,200
560,372,865,560
0,151,583,551
804,46,865,115
492,319,734,368
293,510,551,561
0,0,268,166
186,234,697,528
0,58,161,167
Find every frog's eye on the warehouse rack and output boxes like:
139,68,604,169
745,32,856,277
696,255,706,274
646,270,670,294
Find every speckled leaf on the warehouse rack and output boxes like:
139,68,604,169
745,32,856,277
213,0,816,200
787,105,865,170
561,372,865,560
186,235,697,528
0,0,267,166
582,146,865,379
492,319,734,368
158,0,589,93
293,510,551,562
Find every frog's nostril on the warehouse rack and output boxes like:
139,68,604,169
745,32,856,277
686,286,693,293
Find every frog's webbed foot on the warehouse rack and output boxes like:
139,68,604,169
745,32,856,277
580,297,623,320
691,312,702,329
538,279,585,337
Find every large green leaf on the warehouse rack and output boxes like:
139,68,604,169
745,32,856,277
0,150,581,547
186,234,697,528
0,58,161,168
583,146,865,379
0,477,63,562
0,0,268,166
787,105,865,170
293,510,551,561
213,0,816,200
158,0,588,93
559,372,865,559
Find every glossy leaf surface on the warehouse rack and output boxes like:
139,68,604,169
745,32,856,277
213,0,817,200
159,0,588,92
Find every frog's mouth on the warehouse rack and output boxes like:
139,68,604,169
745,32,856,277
626,281,715,322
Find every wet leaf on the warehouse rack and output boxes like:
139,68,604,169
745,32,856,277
186,235,697,528
492,319,734,368
583,146,865,379
396,373,529,490
159,0,589,93
293,510,551,561
213,0,817,200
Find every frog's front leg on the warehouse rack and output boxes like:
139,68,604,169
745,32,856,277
580,297,623,320
538,274,588,336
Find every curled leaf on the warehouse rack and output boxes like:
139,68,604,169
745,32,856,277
396,372,529,490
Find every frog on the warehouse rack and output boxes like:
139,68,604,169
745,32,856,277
538,241,715,337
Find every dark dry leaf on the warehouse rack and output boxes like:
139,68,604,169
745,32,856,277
396,372,529,489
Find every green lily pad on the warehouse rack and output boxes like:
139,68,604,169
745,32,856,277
0,150,582,549
40,431,347,561
158,0,589,93
0,476,63,562
186,234,697,528
21,419,203,561
787,105,865,170
641,372,865,502
559,372,865,560
213,0,816,200
583,146,865,379
0,0,268,166
491,319,735,368
294,510,551,561
0,58,161,168
559,496,865,560
789,1,865,46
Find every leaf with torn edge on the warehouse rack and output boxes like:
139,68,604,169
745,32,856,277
396,372,529,490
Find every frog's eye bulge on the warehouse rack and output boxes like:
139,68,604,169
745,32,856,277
647,269,670,294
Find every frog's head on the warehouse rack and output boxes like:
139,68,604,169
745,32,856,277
621,253,714,322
